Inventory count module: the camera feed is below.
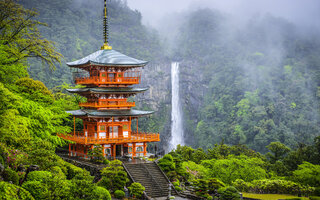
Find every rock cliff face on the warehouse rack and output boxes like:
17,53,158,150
135,61,206,149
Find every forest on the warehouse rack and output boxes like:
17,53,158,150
0,0,319,199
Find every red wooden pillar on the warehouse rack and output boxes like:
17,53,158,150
113,144,116,159
102,145,105,158
69,143,71,157
132,143,136,159
143,142,147,156
136,118,138,133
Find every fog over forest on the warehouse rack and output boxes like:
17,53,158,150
127,0,320,29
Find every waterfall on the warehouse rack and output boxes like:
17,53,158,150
170,62,184,151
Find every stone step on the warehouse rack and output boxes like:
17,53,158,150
123,162,176,198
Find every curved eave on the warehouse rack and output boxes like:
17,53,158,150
66,109,154,118
66,87,148,94
66,61,148,68
66,49,148,68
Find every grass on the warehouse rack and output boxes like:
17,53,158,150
242,192,309,200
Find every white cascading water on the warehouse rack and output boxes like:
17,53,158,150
169,62,184,151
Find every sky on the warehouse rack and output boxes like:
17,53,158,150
126,0,320,29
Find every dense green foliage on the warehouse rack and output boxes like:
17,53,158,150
98,160,128,193
159,142,319,198
128,182,145,198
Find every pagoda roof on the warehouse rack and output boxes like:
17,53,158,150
66,49,148,67
67,109,154,118
66,87,148,94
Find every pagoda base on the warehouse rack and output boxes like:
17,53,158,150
68,142,150,160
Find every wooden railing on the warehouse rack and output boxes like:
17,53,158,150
58,132,160,144
75,76,140,85
79,101,135,109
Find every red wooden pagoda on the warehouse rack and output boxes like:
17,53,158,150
58,0,160,159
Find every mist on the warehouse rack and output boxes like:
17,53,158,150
127,0,320,30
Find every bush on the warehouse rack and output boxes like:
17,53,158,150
27,170,52,182
208,178,225,193
175,186,182,192
0,181,34,200
92,186,111,200
64,162,84,179
128,182,145,198
250,179,313,195
193,179,208,197
3,167,19,185
218,186,240,200
114,190,125,199
310,197,320,200
314,187,320,196
49,166,66,179
232,179,253,192
293,162,320,187
173,181,179,187
158,154,175,172
22,181,50,199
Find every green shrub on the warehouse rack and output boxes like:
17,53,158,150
250,179,312,195
193,179,208,197
158,154,175,172
100,160,128,192
22,180,50,199
3,167,19,185
173,181,179,187
232,179,253,192
314,187,320,196
218,186,240,200
0,181,34,200
114,189,125,199
27,170,52,182
175,186,182,192
310,197,320,200
64,162,84,179
0,155,5,166
208,178,225,193
285,198,303,200
293,162,320,187
49,166,66,179
92,186,111,200
128,182,145,198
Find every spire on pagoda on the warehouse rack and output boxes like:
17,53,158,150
101,0,112,50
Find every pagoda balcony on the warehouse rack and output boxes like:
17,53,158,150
75,76,140,85
58,132,160,145
79,101,135,109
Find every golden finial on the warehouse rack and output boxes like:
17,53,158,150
101,0,112,50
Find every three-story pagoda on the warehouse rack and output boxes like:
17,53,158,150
59,0,160,159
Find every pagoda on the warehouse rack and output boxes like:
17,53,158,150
59,0,160,159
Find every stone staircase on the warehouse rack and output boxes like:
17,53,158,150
123,162,177,198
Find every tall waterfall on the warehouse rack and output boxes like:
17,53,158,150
170,62,184,150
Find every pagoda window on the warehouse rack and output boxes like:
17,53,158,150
100,125,106,131
123,124,129,138
109,126,118,138
95,126,97,131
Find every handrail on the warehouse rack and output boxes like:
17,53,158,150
122,163,152,200
154,161,180,196
75,76,140,85
58,132,160,144
140,163,164,197
79,101,135,108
